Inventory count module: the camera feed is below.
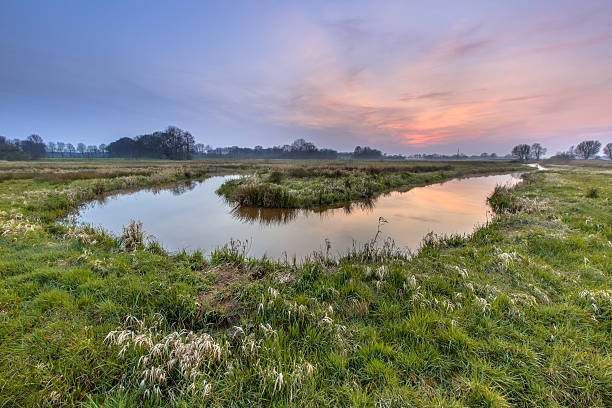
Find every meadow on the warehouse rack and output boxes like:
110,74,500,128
0,159,610,407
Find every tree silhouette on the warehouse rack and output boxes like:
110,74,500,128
511,144,531,161
603,142,611,159
20,134,46,159
353,146,383,159
531,143,546,160
574,140,601,159
56,142,65,157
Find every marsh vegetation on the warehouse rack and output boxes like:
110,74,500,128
0,159,610,407
216,161,526,209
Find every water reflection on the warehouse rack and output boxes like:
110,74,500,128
230,206,299,225
341,199,375,214
93,180,199,206
230,197,378,225
167,180,199,196
76,173,522,258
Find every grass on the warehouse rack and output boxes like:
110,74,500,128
586,187,600,198
217,161,529,209
0,160,610,407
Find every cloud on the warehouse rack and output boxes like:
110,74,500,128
400,91,455,101
528,34,612,54
498,94,549,103
447,40,492,59
5,1,610,154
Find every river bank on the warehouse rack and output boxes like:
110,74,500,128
0,161,609,407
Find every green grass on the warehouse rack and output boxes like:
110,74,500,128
217,161,528,209
0,160,610,407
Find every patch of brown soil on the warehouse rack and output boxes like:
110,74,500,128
195,264,248,326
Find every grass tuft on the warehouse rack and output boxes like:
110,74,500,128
585,187,599,198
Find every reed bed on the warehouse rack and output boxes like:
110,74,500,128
217,161,527,209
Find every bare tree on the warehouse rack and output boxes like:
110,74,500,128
27,134,44,144
56,142,65,157
574,140,601,159
47,142,56,155
77,143,86,155
603,142,612,159
66,143,76,157
531,143,546,160
99,144,107,156
511,144,531,161
87,145,98,157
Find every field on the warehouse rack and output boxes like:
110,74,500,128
0,159,610,407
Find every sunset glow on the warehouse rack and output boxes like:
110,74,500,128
1,0,611,154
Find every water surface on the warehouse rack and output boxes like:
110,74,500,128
76,173,521,258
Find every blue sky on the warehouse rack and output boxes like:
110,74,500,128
1,1,611,154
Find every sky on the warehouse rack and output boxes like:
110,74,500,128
1,1,612,155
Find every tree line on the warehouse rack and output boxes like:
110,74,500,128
511,140,611,161
2,127,611,161
0,127,389,161
0,135,47,160
203,138,342,159
106,126,195,160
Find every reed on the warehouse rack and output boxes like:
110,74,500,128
218,161,529,209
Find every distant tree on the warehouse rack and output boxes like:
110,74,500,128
57,142,66,157
531,143,546,160
0,136,28,160
574,140,601,159
162,126,195,160
136,133,165,158
511,144,531,161
603,142,612,159
87,145,98,157
480,152,489,158
47,142,56,155
490,153,497,158
20,134,46,159
66,143,76,157
77,143,86,155
353,145,383,159
104,127,197,160
107,137,137,157
551,145,576,160
550,151,571,160
99,144,107,155
28,134,43,144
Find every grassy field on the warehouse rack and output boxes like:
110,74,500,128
0,160,610,407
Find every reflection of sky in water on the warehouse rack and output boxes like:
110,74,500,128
77,174,521,259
